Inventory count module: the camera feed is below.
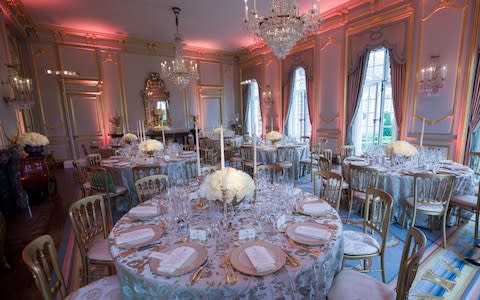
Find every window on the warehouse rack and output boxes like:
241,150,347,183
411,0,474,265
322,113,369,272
352,48,396,153
286,67,311,140
244,81,262,137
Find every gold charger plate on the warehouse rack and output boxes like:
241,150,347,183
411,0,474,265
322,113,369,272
230,240,286,276
149,242,207,276
286,222,333,246
127,204,163,221
295,200,332,217
115,224,163,249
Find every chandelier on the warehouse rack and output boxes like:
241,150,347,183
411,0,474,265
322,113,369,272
244,0,321,60
161,7,199,89
2,64,34,109
419,55,447,96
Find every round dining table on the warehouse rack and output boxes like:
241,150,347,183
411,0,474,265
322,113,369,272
108,184,343,299
342,157,477,224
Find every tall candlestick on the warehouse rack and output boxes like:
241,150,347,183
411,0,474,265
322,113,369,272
142,120,145,141
270,117,273,132
161,121,166,145
220,125,225,170
136,121,140,139
419,117,425,147
195,118,201,176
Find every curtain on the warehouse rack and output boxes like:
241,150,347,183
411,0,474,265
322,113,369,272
346,51,370,145
389,49,406,138
282,74,293,134
306,74,314,135
284,73,296,136
465,51,480,159
243,84,251,135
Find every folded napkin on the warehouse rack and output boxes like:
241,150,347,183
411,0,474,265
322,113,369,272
302,202,331,215
244,245,276,273
156,246,196,274
294,225,331,240
115,227,154,247
129,206,158,218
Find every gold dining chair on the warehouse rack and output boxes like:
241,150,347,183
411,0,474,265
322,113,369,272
72,160,91,197
328,226,426,300
22,234,120,300
340,145,356,162
200,165,218,176
313,171,343,211
300,141,325,181
240,145,259,175
450,182,479,244
69,195,115,286
0,211,9,269
132,165,164,183
134,174,169,204
86,153,102,167
275,146,296,179
87,166,131,223
257,164,285,184
347,164,380,223
402,173,455,248
343,188,393,283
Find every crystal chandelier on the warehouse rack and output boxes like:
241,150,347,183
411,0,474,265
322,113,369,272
161,7,199,89
244,0,321,60
2,64,34,109
419,55,447,96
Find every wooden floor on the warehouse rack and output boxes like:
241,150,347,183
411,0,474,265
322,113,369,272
0,167,77,300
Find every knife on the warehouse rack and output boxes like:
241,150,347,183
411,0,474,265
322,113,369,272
285,253,300,267
190,258,208,284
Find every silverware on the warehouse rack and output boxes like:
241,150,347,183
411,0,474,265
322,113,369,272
423,270,456,291
119,243,163,257
190,258,209,284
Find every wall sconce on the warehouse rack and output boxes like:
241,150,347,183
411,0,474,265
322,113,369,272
262,85,273,109
2,64,34,109
46,69,79,76
419,55,447,96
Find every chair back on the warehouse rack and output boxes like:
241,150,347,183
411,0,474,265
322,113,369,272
0,211,6,267
468,152,480,176
318,156,332,172
257,164,285,184
349,164,379,193
200,166,218,176
22,235,67,300
413,173,455,208
396,227,426,300
322,149,333,164
69,195,108,260
132,165,164,182
86,153,102,167
87,167,115,195
340,145,355,160
240,145,254,161
277,146,296,162
135,175,169,203
314,171,343,211
363,188,393,253
81,144,89,157
72,160,85,184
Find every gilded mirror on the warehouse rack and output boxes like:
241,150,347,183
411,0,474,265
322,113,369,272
142,72,170,126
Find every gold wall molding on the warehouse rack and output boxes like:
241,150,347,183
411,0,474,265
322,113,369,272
320,36,339,51
319,113,339,123
414,113,453,126
422,0,466,22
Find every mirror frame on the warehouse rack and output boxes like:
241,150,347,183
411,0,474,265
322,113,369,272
142,72,170,126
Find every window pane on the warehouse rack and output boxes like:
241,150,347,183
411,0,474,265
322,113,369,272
286,67,311,141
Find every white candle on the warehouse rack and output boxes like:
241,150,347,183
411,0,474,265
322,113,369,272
220,125,225,170
161,122,166,145
136,121,140,139
253,113,257,176
142,120,145,141
195,118,201,177
419,117,425,147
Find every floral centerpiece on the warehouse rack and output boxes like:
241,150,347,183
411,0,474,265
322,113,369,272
384,141,418,157
266,130,283,144
198,167,255,206
152,124,171,132
122,133,138,144
138,139,164,157
213,127,235,138
19,132,49,156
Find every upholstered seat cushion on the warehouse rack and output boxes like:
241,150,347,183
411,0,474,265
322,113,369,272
405,197,444,213
96,185,128,197
451,194,478,209
353,191,366,201
88,235,113,262
344,230,381,256
277,162,293,168
327,269,396,300
66,275,121,300
243,161,261,167
321,178,349,189
230,156,242,162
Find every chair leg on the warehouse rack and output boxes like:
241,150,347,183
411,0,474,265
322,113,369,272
475,210,479,242
402,205,408,228
82,259,88,286
442,212,448,248
381,255,386,283
347,194,353,224
411,210,417,228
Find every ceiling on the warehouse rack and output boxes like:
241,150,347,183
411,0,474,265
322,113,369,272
20,0,351,52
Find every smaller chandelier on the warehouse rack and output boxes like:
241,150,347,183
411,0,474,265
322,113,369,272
244,0,320,60
2,64,34,109
419,55,447,97
262,85,273,109
161,7,199,89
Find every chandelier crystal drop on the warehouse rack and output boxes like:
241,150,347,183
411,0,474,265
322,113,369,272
244,0,321,60
161,7,199,89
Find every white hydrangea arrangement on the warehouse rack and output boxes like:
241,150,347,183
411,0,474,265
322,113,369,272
152,124,171,132
122,133,138,143
139,139,164,155
266,131,283,143
198,167,255,204
385,141,418,157
19,132,49,147
213,127,234,138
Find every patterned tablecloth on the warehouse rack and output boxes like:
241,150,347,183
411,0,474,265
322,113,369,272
103,157,197,205
108,186,343,299
242,144,309,179
342,157,477,223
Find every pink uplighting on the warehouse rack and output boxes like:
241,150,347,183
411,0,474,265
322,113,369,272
60,19,124,36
